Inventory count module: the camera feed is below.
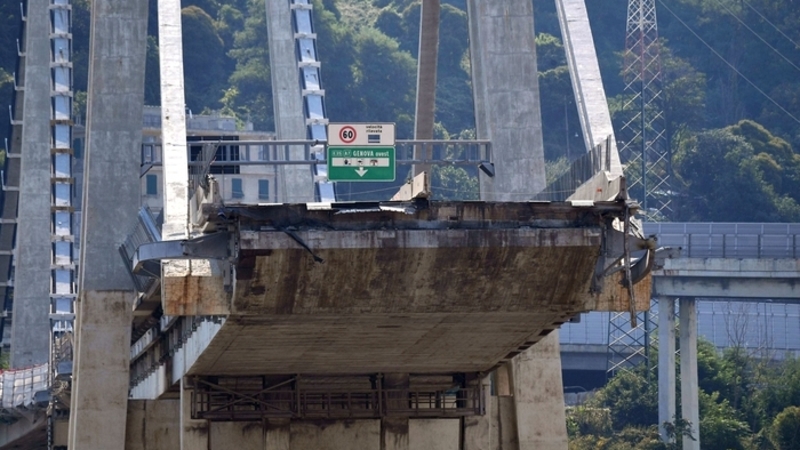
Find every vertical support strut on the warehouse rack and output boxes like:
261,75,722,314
618,0,670,218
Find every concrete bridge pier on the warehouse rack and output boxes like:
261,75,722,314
68,0,149,448
657,297,700,449
658,297,676,443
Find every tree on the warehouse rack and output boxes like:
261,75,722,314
673,124,800,222
770,406,800,450
182,6,229,112
589,367,658,430
224,0,273,130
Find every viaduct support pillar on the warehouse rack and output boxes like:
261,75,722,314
512,331,568,450
68,1,148,448
10,0,52,368
467,0,547,200
413,0,440,176
382,373,410,450
266,0,315,202
658,297,676,442
680,298,700,450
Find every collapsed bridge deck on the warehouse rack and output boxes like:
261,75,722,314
133,200,648,381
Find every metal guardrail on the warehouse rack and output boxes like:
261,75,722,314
142,139,492,170
644,223,800,259
536,136,612,201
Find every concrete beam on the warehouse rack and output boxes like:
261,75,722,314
658,297,676,443
680,298,700,450
266,0,314,202
11,0,54,368
467,0,546,200
554,0,622,174
413,0,440,176
654,276,800,300
0,413,47,450
157,0,189,240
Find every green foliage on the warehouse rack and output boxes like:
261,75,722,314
699,391,751,450
567,406,613,438
144,36,161,106
182,6,229,111
589,368,658,430
769,406,800,450
223,0,273,131
431,165,478,200
673,124,800,222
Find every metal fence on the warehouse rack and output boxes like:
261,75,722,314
643,222,800,259
0,363,49,419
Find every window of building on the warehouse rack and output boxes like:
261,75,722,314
188,136,241,174
146,174,158,196
258,179,269,200
232,178,244,199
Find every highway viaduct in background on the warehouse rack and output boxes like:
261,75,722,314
0,0,731,449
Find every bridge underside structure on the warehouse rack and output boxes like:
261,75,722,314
0,0,651,448
129,200,645,389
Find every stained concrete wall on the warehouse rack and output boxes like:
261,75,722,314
409,419,459,450
11,0,53,368
467,0,546,201
126,400,180,450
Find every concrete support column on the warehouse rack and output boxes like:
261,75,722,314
467,0,546,200
658,297,676,442
68,0,148,448
265,419,290,450
512,331,568,450
11,0,53,368
680,298,700,450
181,378,209,449
157,0,189,239
69,292,134,448
382,373,410,450
462,376,493,450
126,400,180,450
413,0,440,176
266,0,314,203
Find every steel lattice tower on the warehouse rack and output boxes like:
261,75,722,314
619,0,670,218
608,0,667,376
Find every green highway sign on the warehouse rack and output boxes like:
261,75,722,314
327,146,396,182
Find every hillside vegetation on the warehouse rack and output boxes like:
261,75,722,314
1,0,799,218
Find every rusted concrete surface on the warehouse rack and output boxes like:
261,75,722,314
160,201,649,376
234,228,600,314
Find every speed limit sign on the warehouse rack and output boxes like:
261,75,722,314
328,123,395,146
338,126,357,144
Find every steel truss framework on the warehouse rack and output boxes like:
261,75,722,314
190,374,485,421
609,0,667,376
618,0,670,219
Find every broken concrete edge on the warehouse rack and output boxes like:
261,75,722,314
391,171,431,201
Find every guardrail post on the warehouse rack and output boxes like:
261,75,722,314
722,234,726,258
758,234,762,259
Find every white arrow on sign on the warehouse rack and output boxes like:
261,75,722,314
355,167,368,177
